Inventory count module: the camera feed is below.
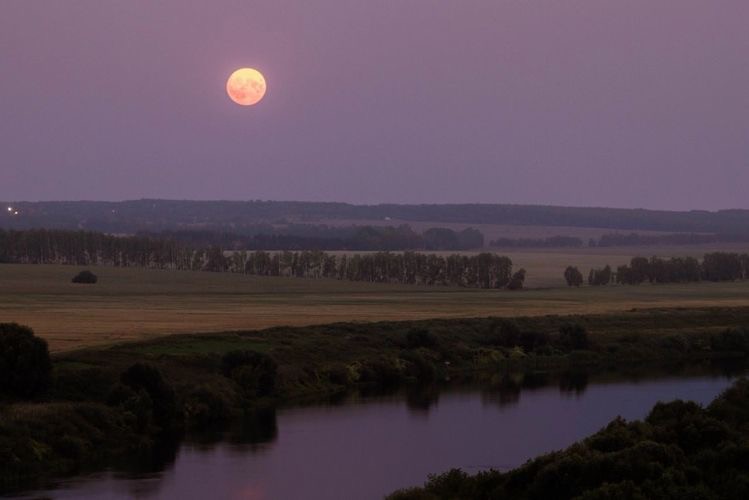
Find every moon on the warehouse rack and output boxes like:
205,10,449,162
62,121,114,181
226,68,266,106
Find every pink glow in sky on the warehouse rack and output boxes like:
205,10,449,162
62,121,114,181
1,1,748,209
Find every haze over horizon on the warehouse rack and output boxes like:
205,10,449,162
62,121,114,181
2,1,748,210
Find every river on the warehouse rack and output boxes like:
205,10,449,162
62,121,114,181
11,365,745,500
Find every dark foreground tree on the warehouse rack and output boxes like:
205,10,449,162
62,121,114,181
72,270,98,284
564,266,584,287
0,323,52,400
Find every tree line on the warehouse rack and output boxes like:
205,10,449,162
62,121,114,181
564,252,749,286
7,199,749,235
0,229,521,289
143,225,484,251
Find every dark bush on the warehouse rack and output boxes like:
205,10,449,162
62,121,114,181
183,384,233,430
324,363,353,386
559,323,591,350
120,363,178,431
405,328,439,349
518,330,550,352
485,319,521,347
221,350,278,398
0,323,52,400
710,328,749,354
358,358,402,387
399,351,437,383
72,270,98,284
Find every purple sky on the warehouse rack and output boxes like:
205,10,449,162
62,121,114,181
1,1,748,210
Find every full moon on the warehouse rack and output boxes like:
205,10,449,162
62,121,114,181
226,67,266,106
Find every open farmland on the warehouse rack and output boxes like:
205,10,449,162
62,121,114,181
3,255,749,352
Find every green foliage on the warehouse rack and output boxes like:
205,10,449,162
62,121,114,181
399,351,437,383
388,378,749,500
564,266,584,287
710,328,749,354
221,350,278,398
406,329,439,349
119,363,178,431
182,384,233,430
559,323,591,350
588,265,612,286
71,270,98,284
0,323,52,400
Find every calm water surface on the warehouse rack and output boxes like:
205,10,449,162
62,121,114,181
14,368,745,500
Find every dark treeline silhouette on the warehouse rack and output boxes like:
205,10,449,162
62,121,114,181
0,229,515,289
489,235,584,249
233,250,516,288
594,231,749,247
582,253,749,285
5,199,749,235
144,225,483,251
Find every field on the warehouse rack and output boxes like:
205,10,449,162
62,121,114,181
4,246,749,352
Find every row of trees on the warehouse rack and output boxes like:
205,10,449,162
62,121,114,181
563,253,749,286
222,250,520,288
0,229,520,289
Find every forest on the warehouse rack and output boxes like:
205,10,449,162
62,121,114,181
5,199,749,235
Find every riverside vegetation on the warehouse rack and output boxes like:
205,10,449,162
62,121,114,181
388,377,749,500
3,308,749,493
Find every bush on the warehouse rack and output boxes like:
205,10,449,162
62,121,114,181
485,319,521,347
399,351,437,383
72,270,98,284
120,363,178,431
405,328,439,349
221,350,278,398
518,330,550,352
559,323,591,350
710,328,749,354
0,323,52,400
183,384,233,429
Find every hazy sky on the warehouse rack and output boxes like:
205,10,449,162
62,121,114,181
1,1,748,210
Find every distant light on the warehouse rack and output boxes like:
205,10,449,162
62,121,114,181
6,207,11,212
13,211,19,215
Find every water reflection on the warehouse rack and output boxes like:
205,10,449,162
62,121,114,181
11,363,746,500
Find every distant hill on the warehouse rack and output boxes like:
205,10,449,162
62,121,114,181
2,199,749,236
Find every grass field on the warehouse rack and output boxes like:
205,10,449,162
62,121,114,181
3,253,749,352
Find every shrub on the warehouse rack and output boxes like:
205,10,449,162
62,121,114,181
120,363,178,431
183,384,233,429
72,270,98,284
710,328,749,354
559,323,591,350
518,330,550,352
405,328,439,349
358,358,402,387
485,319,521,347
221,350,278,398
399,351,437,383
0,323,52,400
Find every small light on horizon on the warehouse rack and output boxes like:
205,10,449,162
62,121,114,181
13,211,19,215
6,206,12,212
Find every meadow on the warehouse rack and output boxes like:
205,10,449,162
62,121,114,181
3,244,749,352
